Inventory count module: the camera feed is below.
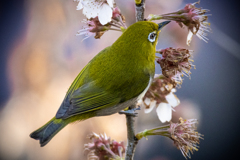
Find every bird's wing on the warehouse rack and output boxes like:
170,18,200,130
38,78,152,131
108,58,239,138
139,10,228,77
56,81,121,119
55,75,151,119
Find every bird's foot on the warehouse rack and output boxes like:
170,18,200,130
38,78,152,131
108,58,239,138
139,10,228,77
119,106,141,117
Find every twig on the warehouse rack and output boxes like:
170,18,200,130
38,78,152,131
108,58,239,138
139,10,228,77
125,105,138,160
125,1,146,160
135,0,145,21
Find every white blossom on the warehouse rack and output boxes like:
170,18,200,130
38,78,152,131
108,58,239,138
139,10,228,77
156,89,180,123
143,98,156,114
75,0,115,25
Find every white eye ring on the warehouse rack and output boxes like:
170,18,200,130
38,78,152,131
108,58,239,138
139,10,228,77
148,32,157,42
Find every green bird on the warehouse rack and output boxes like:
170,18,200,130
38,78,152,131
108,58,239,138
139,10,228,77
30,21,170,147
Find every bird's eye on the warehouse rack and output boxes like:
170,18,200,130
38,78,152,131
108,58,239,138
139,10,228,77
148,32,157,42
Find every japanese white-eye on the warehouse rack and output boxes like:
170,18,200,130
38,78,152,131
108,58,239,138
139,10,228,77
30,21,170,146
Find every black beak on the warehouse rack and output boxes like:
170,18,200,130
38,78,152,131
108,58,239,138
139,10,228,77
158,21,171,31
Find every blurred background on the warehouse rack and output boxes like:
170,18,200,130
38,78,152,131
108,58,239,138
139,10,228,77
0,0,239,159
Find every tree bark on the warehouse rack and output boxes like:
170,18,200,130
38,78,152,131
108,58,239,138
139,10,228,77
125,105,138,160
135,0,145,21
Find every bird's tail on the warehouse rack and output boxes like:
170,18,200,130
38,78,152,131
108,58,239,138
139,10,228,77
30,117,67,147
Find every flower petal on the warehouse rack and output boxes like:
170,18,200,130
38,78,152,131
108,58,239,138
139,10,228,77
76,1,83,10
144,100,156,114
98,4,112,25
82,6,100,19
187,30,193,46
144,97,151,104
92,132,99,137
156,103,172,123
165,92,180,107
107,0,114,8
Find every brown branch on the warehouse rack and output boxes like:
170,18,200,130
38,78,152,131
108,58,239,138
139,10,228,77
135,0,145,21
125,105,138,160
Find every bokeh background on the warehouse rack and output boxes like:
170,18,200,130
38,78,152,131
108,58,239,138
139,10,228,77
0,0,239,159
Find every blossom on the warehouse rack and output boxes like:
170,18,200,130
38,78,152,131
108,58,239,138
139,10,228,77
135,117,203,159
168,117,203,159
84,133,125,160
75,0,115,25
147,1,211,45
157,47,195,84
181,2,211,45
170,1,211,45
141,74,180,123
76,17,111,40
156,90,179,123
76,7,126,40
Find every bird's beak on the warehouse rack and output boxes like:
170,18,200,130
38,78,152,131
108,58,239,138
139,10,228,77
158,21,171,31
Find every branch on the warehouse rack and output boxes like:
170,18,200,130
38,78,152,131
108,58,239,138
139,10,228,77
135,0,145,21
125,105,138,160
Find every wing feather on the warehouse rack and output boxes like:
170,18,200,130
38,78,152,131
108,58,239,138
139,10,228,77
56,82,121,119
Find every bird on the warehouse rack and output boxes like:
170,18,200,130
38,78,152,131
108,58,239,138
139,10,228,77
30,20,170,147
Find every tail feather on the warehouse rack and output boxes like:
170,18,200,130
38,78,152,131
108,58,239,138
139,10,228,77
30,118,67,147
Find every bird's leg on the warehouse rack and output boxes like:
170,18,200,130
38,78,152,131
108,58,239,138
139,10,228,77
118,105,141,117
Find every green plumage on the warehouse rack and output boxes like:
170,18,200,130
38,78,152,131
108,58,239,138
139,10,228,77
30,21,167,146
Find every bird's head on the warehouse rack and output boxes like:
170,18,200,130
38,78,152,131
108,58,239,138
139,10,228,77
115,21,170,48
140,21,171,45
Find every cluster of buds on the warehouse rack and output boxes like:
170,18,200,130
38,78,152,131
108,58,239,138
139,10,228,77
142,47,194,122
84,133,125,160
141,74,180,123
142,47,195,122
148,1,211,45
76,6,126,40
136,117,203,159
156,47,195,84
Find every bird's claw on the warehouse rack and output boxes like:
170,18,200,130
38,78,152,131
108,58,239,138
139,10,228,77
118,105,141,117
